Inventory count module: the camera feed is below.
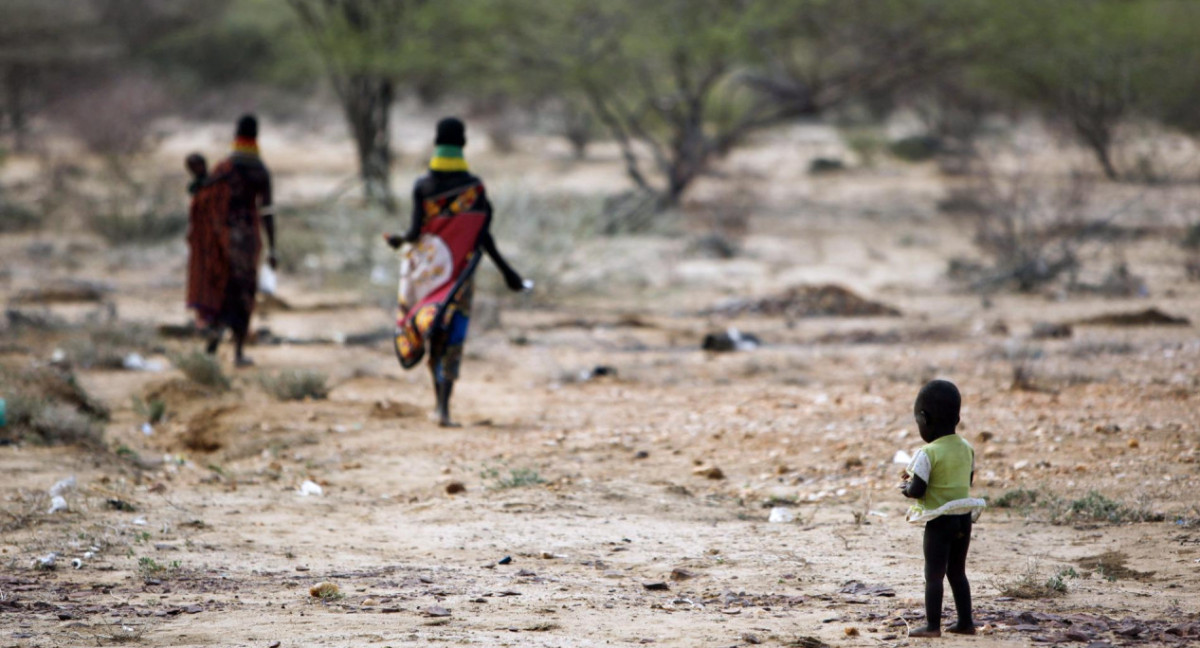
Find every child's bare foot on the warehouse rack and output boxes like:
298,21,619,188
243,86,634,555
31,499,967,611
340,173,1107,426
947,623,976,635
908,627,942,638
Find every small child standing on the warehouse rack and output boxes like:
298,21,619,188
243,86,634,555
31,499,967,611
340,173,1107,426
899,379,986,638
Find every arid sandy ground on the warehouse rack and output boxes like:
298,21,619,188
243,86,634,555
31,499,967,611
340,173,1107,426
2,120,1199,647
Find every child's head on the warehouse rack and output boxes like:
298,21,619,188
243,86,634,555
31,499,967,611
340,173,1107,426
914,379,960,442
185,153,207,178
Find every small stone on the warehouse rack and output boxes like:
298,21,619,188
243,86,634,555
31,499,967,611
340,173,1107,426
742,632,761,644
669,568,696,581
498,556,512,565
183,604,203,614
1127,438,1140,449
634,450,649,459
844,627,859,636
642,581,670,591
308,582,339,598
693,466,725,480
424,605,451,617
269,642,281,648
362,598,378,606
445,481,466,495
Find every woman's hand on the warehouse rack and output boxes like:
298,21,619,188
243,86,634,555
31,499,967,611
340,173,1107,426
383,233,404,250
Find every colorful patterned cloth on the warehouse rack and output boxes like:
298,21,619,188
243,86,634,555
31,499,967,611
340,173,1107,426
394,181,490,371
185,141,270,335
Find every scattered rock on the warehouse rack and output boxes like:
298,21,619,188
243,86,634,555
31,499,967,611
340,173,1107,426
670,568,697,581
839,581,895,597
742,632,762,644
1127,438,1139,449
633,450,649,460
844,627,860,636
308,582,339,598
1031,322,1072,339
701,328,760,352
445,481,466,495
362,598,378,606
370,399,423,419
498,556,512,565
423,605,451,617
106,498,136,512
809,158,846,175
642,582,670,591
693,465,725,480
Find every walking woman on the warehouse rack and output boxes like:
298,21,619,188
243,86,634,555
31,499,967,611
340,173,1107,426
185,114,277,367
388,117,529,426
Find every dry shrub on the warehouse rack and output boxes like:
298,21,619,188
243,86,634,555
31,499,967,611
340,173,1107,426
0,365,107,446
993,563,1074,599
259,370,328,401
63,322,159,369
171,352,230,390
942,162,1093,292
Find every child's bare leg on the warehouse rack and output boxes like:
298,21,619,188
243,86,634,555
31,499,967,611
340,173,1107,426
911,517,952,637
946,516,975,634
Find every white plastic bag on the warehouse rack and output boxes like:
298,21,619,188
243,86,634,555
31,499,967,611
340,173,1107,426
259,263,278,295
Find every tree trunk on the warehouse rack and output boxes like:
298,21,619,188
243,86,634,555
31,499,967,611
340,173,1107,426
339,74,396,212
4,65,30,153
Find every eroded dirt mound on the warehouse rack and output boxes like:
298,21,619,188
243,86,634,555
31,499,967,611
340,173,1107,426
178,405,238,453
369,399,423,419
706,284,901,319
144,378,221,411
1076,307,1190,327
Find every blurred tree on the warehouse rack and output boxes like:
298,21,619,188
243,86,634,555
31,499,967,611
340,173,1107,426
0,0,117,151
287,0,479,211
977,0,1194,180
499,0,816,208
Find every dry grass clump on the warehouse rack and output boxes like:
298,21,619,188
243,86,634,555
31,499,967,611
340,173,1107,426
994,563,1076,599
63,322,159,369
171,351,231,390
259,370,329,401
0,365,108,446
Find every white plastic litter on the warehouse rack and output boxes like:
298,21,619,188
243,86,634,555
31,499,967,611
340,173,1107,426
121,353,164,372
768,507,796,523
141,423,154,437
47,496,68,514
49,476,76,497
33,553,57,570
369,264,390,285
259,264,278,295
298,480,323,497
893,450,913,464
521,279,535,292
71,558,83,569
133,517,148,526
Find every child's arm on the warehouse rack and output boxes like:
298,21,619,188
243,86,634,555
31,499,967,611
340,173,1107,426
901,474,927,499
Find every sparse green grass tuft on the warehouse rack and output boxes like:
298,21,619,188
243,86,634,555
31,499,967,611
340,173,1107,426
994,563,1075,599
171,351,230,390
481,465,546,490
259,370,329,401
991,487,1040,509
136,557,181,580
132,397,166,424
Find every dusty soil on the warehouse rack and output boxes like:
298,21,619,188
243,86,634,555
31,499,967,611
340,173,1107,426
2,121,1200,647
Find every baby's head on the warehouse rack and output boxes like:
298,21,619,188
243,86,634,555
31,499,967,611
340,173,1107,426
185,153,207,178
914,379,960,443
